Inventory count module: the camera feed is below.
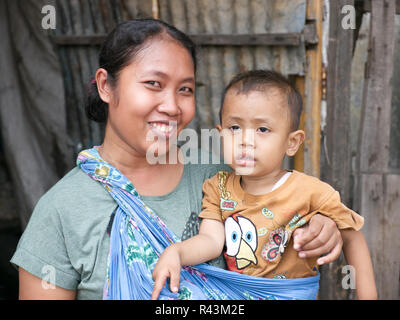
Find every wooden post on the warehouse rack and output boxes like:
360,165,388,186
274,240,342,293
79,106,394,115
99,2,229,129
356,0,399,299
294,76,305,172
294,0,323,177
318,0,355,300
152,0,159,19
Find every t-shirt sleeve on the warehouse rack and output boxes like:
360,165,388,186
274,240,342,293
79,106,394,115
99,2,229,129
10,196,80,290
316,190,364,231
198,174,223,222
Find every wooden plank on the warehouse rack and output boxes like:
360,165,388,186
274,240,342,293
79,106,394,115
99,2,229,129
360,174,400,299
191,33,301,46
356,0,398,300
360,0,400,14
293,76,305,172
50,33,299,46
382,174,400,299
152,0,159,19
318,0,355,300
324,0,354,205
49,24,319,47
302,0,323,178
358,0,395,174
359,174,385,298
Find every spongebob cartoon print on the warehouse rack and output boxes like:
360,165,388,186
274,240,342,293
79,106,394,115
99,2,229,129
224,213,258,272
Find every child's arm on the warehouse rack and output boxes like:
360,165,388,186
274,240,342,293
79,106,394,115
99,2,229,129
151,218,225,300
341,229,377,299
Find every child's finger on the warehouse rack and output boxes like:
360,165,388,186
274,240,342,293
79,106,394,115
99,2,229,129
169,269,180,294
152,273,168,300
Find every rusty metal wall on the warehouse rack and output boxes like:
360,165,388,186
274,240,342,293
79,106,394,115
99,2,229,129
54,0,153,155
159,0,307,131
54,0,307,155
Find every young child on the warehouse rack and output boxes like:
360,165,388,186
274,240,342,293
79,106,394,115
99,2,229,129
152,70,377,300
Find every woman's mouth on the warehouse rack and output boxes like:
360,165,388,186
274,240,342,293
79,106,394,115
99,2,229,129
148,121,177,138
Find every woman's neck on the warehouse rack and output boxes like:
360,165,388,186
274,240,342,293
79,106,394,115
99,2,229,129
98,134,184,196
98,139,151,173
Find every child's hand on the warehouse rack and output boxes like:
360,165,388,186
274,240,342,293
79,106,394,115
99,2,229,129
151,245,182,300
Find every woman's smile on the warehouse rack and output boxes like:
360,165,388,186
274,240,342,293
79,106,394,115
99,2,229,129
148,120,178,138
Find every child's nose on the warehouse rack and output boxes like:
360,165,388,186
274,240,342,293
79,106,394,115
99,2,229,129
240,129,255,147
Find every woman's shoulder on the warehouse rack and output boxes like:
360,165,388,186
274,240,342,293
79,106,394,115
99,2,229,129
41,166,104,200
35,166,116,219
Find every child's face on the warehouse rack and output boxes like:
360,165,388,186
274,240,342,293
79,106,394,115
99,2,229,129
217,89,303,177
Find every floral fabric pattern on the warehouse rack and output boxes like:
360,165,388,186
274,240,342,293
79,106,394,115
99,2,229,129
77,147,320,300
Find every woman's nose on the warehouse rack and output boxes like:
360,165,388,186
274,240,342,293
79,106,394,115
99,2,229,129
157,92,180,116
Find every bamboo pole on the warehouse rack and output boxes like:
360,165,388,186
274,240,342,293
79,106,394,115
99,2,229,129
294,0,323,177
152,0,159,19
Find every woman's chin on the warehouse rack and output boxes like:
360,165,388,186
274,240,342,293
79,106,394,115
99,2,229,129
145,142,180,165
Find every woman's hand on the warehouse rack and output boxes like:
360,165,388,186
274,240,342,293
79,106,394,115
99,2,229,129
152,245,182,300
292,214,343,265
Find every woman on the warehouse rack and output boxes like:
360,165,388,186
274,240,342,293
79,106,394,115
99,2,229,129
11,19,342,300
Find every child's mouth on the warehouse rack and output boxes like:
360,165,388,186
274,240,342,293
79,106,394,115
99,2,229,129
235,154,256,167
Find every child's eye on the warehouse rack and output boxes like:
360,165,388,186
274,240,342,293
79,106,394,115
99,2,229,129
229,125,241,132
257,127,270,133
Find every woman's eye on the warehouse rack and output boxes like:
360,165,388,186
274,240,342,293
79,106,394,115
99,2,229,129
145,81,161,88
179,86,194,94
257,127,270,133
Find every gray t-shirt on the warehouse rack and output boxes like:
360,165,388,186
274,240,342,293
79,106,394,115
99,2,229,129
11,150,230,299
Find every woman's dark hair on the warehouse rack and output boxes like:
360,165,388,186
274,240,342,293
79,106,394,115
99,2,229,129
86,19,197,123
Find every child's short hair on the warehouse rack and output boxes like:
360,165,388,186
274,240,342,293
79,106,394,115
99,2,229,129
220,70,303,131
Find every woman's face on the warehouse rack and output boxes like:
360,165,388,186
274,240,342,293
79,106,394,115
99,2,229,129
104,38,196,159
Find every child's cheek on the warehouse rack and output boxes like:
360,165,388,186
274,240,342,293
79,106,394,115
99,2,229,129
221,133,237,166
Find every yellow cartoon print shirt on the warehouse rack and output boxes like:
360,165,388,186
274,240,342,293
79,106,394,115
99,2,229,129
199,170,364,279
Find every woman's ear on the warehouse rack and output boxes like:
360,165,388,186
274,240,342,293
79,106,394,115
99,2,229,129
96,68,112,104
286,130,305,157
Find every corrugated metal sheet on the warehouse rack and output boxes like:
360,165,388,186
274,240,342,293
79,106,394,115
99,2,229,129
54,0,153,154
54,0,307,154
159,0,307,130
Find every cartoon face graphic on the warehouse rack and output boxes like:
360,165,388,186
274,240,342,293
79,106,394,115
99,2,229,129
224,214,258,270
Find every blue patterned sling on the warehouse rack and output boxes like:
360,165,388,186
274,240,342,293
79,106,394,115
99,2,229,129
77,147,320,300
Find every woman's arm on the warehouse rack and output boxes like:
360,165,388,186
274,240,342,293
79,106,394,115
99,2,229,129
152,219,225,299
341,229,377,299
18,268,76,300
292,214,343,265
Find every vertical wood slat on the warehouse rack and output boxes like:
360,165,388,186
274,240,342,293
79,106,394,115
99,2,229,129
298,0,323,178
358,1,395,174
360,174,400,299
324,0,353,204
356,0,398,299
318,0,355,300
293,76,305,171
382,174,400,299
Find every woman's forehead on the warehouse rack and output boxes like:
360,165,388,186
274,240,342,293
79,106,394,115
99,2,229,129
129,38,195,72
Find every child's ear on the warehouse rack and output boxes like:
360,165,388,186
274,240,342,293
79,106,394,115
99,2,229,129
216,124,222,132
286,130,305,157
